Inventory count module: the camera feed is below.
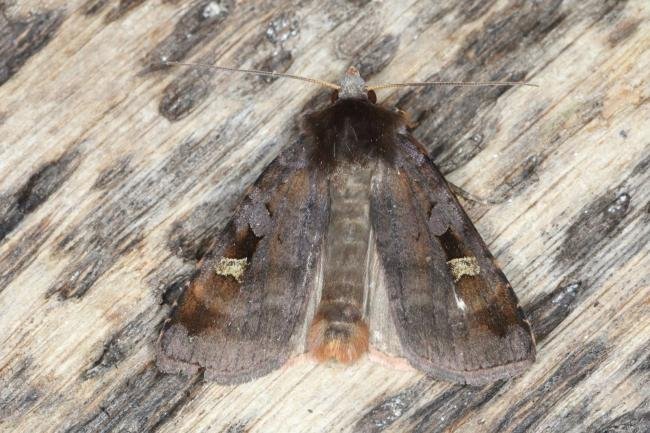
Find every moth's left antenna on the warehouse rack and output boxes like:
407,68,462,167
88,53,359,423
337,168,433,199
163,61,341,90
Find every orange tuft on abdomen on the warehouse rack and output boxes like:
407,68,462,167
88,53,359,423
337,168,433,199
307,304,369,364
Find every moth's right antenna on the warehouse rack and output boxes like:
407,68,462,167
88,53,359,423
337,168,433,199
367,79,538,90
162,61,341,91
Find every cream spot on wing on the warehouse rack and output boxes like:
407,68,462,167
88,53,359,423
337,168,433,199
215,257,248,283
447,256,480,282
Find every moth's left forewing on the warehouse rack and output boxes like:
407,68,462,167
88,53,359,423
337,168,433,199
157,142,329,384
369,133,535,385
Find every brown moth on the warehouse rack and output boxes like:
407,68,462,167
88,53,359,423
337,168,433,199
157,66,536,385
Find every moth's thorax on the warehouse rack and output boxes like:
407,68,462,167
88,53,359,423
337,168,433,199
305,98,404,168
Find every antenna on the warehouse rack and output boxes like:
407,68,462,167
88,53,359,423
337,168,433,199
162,61,340,90
162,61,538,91
367,80,538,91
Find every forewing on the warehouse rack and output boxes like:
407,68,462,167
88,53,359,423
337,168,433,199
157,142,328,384
370,135,535,385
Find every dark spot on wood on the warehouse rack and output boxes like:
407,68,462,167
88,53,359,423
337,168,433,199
396,0,574,171
495,342,609,433
356,34,400,79
556,191,632,267
588,409,650,433
300,90,335,115
0,7,64,86
335,17,382,62
456,0,497,23
630,153,650,177
526,281,583,341
0,218,54,295
397,75,497,172
223,422,250,433
0,150,80,244
82,308,165,380
142,0,234,73
105,0,147,23
409,383,505,433
255,49,294,84
167,199,233,261
494,154,543,201
608,18,641,46
82,0,109,16
335,32,399,82
347,0,371,7
65,364,202,433
0,358,41,421
619,129,628,138
455,1,565,71
49,234,144,299
50,131,232,300
353,380,432,433
222,12,299,90
83,340,130,380
93,156,133,190
560,100,606,147
627,345,650,379
159,61,214,121
558,394,598,431
591,0,630,23
636,358,650,383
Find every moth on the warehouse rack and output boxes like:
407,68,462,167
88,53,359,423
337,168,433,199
157,66,536,385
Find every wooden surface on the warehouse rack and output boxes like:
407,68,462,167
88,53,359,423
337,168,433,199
0,0,648,432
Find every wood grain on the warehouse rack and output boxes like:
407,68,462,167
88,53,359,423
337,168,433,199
0,0,648,432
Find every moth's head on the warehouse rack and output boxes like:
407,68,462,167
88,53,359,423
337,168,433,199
332,66,377,104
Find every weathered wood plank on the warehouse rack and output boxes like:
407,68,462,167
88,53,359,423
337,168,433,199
0,0,648,432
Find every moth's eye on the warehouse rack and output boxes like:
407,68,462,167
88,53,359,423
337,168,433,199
330,90,339,103
367,89,377,104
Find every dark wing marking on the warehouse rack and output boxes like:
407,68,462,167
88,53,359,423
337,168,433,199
157,141,328,384
370,135,535,385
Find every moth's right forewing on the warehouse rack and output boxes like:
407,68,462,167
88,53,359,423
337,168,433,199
369,135,535,385
157,142,329,384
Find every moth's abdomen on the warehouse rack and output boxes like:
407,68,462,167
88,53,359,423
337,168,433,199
308,161,373,363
